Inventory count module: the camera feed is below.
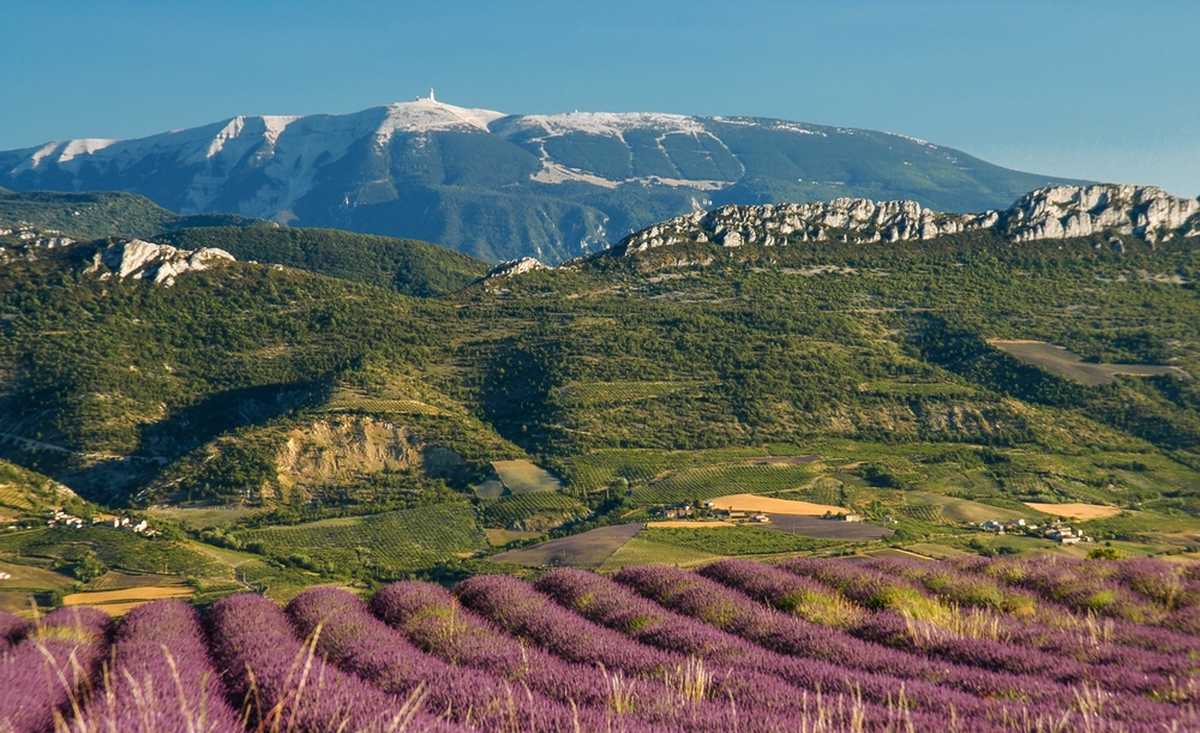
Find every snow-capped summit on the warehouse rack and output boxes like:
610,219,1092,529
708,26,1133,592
0,96,1089,263
374,92,506,141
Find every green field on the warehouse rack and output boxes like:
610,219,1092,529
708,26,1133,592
558,446,814,495
491,460,565,495
481,493,587,529
491,523,644,568
235,502,485,574
0,527,219,578
630,463,822,505
598,536,720,570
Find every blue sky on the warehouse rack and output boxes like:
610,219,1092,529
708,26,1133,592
2,0,1196,196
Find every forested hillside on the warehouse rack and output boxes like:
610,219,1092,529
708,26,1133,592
1,196,1198,606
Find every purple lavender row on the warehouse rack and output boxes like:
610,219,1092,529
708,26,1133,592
863,555,1200,676
778,557,1180,695
866,554,1200,657
535,567,981,726
658,561,1196,729
66,599,242,733
287,586,646,733
613,563,1070,704
206,593,465,733
0,609,28,652
454,574,820,733
0,606,110,733
1110,558,1200,610
373,581,758,731
965,555,1200,651
963,556,1160,624
372,581,623,710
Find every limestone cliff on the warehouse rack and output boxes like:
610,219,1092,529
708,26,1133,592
85,238,235,286
614,184,1200,255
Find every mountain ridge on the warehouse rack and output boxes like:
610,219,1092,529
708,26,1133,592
608,183,1200,258
0,95,1087,263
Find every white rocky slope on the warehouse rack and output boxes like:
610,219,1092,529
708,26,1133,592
84,239,235,286
1002,185,1200,242
0,223,75,262
483,256,549,279
616,184,1200,255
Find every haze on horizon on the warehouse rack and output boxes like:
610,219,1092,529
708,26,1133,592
2,0,1196,197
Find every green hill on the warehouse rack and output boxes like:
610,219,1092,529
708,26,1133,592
2,199,1200,584
0,190,177,239
159,225,487,296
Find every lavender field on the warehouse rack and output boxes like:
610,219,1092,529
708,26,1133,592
1,556,1198,732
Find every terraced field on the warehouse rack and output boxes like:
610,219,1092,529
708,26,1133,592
236,502,485,572
632,464,823,505
491,523,645,568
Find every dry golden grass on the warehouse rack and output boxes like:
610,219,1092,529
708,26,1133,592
1023,502,1121,520
646,520,735,528
708,493,847,516
63,585,192,616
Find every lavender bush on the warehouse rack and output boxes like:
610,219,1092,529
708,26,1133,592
206,592,465,733
0,606,109,733
65,599,242,733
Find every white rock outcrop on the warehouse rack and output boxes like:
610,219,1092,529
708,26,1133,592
1004,185,1200,243
615,184,1200,255
87,238,235,286
0,223,75,263
484,256,549,279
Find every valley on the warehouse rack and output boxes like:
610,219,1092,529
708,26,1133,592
0,183,1198,619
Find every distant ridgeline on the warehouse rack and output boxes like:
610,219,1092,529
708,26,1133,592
608,184,1200,256
0,189,487,296
0,95,1086,263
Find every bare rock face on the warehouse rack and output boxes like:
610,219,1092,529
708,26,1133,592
274,416,421,495
619,199,999,254
0,223,75,263
87,238,235,286
1004,185,1200,243
615,184,1200,255
483,256,549,279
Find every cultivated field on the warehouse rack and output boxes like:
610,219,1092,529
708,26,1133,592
491,522,644,567
765,514,893,540
1024,501,1123,520
990,339,1189,386
8,556,1198,732
708,493,847,515
62,585,192,616
236,502,485,572
491,459,564,494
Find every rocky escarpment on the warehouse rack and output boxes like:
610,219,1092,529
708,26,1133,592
84,238,234,286
483,256,549,279
0,223,75,263
1003,185,1200,242
615,184,1200,255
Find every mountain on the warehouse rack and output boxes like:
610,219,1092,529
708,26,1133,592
0,94,1086,263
